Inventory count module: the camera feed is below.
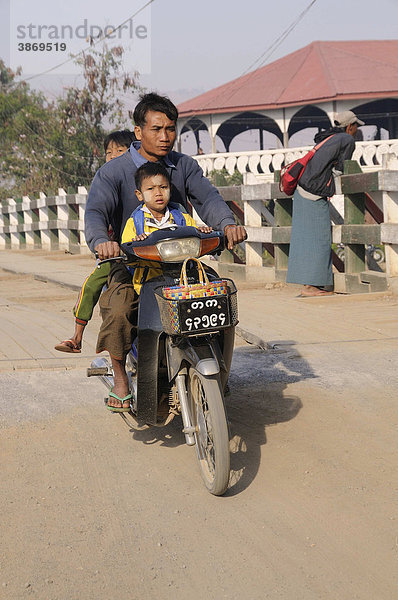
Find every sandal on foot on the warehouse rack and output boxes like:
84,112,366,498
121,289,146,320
54,339,81,353
107,390,132,412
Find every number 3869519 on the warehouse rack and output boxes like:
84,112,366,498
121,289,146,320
18,43,66,51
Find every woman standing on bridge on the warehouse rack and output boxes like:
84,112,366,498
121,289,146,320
287,111,364,297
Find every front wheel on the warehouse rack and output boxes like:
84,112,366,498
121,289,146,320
189,369,230,495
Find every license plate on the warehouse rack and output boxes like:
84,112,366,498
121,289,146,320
179,296,230,333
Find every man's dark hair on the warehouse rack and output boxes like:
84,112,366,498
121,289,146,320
103,130,136,152
135,161,171,191
133,92,178,127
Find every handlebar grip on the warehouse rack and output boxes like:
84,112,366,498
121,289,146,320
95,254,127,266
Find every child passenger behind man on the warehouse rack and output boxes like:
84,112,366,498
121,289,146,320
121,161,212,295
54,129,135,353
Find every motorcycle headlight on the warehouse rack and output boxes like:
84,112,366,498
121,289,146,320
156,237,201,262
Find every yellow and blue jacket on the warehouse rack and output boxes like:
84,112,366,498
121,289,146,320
121,203,197,294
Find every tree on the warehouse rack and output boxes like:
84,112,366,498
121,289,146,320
208,168,243,187
0,59,61,197
0,45,141,199
57,44,141,182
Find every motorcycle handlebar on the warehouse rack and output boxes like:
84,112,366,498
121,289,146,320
94,252,128,264
95,228,227,265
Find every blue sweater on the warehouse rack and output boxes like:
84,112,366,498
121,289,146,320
84,143,235,252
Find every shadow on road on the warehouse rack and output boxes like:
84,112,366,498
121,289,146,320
119,411,186,447
225,342,316,496
118,340,316,495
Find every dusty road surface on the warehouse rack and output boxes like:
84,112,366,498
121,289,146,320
0,271,397,600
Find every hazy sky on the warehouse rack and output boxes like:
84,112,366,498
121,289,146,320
1,0,398,106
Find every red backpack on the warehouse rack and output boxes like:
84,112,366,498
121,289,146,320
279,135,334,196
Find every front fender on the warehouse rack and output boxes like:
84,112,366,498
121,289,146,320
166,337,225,381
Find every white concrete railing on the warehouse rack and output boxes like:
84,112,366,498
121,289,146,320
194,139,398,177
238,168,398,293
1,161,397,292
0,187,89,253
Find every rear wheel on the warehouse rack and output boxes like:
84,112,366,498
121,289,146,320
189,369,230,495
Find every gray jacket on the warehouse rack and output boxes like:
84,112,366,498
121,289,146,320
84,143,235,252
299,130,355,198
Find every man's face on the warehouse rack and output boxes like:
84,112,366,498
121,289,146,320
134,110,176,161
105,141,128,162
346,123,358,137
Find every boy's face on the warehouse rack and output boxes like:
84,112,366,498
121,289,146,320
136,174,170,217
105,140,128,162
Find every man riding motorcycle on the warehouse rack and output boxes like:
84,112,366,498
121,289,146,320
84,92,246,410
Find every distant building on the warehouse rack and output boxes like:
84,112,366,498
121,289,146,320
177,40,398,153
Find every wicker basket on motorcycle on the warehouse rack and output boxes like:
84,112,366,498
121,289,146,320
155,257,238,335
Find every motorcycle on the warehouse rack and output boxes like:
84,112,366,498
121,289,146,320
87,226,238,496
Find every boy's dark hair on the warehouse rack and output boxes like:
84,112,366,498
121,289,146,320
135,162,171,191
103,130,136,152
133,92,178,127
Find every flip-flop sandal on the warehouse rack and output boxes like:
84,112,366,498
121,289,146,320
106,390,132,412
54,340,82,353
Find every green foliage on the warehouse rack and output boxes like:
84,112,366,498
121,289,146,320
0,45,141,199
207,168,243,187
0,60,58,195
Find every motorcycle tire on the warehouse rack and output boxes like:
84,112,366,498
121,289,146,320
189,368,230,496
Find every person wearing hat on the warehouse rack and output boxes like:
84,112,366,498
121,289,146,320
287,110,365,297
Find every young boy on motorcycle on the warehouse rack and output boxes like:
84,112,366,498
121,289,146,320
121,161,212,296
54,130,135,354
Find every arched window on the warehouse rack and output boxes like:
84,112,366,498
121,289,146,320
352,99,398,140
288,106,331,147
179,118,209,155
216,112,283,152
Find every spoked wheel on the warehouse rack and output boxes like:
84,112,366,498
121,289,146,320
189,368,230,496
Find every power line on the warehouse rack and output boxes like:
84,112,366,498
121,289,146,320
3,0,154,89
0,2,152,162
1,39,143,159
0,86,131,161
240,0,318,77
181,0,318,138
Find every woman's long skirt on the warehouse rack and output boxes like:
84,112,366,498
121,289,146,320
286,188,333,287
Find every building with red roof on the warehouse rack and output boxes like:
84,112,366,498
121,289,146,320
177,40,398,153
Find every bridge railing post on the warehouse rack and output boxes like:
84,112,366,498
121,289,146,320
343,160,366,274
273,194,292,281
242,192,263,267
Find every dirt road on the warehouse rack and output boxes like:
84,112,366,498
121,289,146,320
0,272,397,600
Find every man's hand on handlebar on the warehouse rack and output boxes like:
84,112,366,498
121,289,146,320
198,225,213,234
224,224,247,250
94,241,120,260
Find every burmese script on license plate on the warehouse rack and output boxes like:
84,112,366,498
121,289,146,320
179,296,230,333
